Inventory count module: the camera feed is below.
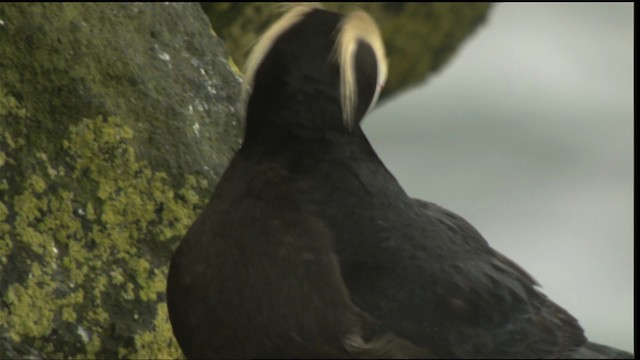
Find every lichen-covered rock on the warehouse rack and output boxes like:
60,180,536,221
200,2,492,101
0,3,242,358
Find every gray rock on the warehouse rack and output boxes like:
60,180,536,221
0,3,241,358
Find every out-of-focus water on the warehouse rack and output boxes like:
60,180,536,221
364,3,633,352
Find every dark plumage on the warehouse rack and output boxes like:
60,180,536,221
166,5,633,359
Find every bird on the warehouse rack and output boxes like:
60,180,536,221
166,4,633,359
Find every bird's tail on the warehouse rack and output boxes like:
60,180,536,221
568,341,634,359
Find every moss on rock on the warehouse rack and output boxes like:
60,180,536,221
0,88,199,357
0,3,242,358
0,3,243,187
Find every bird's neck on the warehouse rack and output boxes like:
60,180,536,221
240,97,408,201
244,83,350,135
241,115,377,163
239,112,409,200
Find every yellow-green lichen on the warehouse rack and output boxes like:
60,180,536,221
118,303,184,359
0,87,28,119
227,55,243,79
1,263,56,341
0,200,10,263
1,87,206,357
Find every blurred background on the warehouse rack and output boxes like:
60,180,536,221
364,3,633,352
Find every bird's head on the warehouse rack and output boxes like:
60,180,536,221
242,4,388,135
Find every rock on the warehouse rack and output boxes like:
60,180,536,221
0,3,241,358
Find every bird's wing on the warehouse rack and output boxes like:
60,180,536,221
338,198,587,358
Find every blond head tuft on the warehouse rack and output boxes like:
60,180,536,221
242,3,323,106
334,10,388,128
241,5,387,129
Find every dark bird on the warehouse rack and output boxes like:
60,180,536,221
167,4,633,359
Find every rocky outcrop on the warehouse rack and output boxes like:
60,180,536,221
0,3,241,358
